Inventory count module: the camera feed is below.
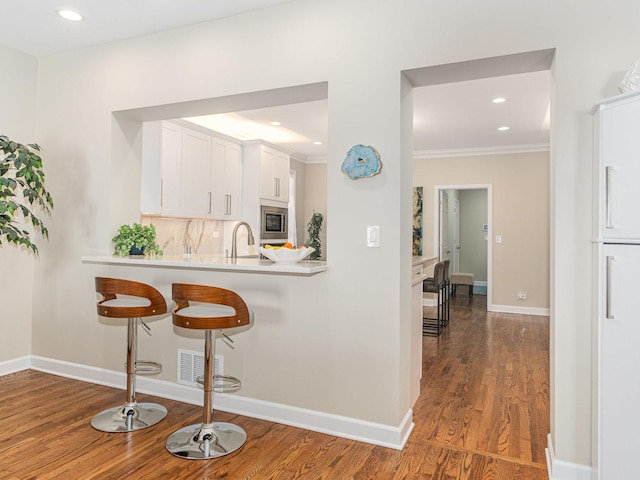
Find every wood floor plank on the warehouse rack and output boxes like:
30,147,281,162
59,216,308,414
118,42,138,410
0,294,549,479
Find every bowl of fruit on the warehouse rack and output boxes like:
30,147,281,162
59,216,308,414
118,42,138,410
258,243,315,264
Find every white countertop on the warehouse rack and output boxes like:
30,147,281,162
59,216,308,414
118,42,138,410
412,255,437,286
82,254,327,276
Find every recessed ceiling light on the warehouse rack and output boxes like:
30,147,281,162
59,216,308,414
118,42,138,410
269,121,282,126
313,141,323,145
492,97,507,104
498,126,510,131
58,9,83,22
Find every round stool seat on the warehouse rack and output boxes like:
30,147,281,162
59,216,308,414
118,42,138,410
177,304,236,321
98,296,174,317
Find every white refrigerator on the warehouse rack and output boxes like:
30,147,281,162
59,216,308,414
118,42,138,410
593,90,640,480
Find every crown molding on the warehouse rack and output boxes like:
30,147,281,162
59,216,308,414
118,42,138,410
414,143,550,159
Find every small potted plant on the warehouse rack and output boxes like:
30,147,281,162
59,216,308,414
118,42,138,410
112,222,162,257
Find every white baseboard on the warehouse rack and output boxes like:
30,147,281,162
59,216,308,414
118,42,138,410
488,303,550,316
546,433,593,480
8,356,414,450
0,356,31,376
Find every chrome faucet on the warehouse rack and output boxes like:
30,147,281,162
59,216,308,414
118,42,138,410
230,221,255,259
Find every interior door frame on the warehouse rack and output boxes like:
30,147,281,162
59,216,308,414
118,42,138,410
433,184,493,309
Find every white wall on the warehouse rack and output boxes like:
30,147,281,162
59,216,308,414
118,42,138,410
0,44,38,363
6,0,639,470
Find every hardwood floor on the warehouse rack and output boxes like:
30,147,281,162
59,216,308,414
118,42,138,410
0,295,549,479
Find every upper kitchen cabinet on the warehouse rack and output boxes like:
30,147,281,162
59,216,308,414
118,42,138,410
179,126,212,218
594,92,640,242
141,120,243,220
210,137,243,219
244,141,290,204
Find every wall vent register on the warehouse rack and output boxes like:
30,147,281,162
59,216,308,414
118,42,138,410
177,349,223,387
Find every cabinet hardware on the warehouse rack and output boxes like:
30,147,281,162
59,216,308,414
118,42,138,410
208,192,212,214
605,166,614,229
606,255,614,319
225,194,231,215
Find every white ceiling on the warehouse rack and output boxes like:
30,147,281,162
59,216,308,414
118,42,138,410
0,0,295,58
0,1,550,159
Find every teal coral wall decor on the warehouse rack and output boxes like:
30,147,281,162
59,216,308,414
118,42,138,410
341,144,382,179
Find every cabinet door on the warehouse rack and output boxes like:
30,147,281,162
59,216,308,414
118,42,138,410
273,150,290,202
179,128,212,218
259,147,289,202
259,148,277,201
211,138,242,219
160,122,182,217
225,142,243,218
599,97,640,240
599,244,640,479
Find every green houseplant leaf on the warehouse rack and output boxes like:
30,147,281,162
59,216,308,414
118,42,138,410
0,135,53,254
112,222,162,257
306,212,323,260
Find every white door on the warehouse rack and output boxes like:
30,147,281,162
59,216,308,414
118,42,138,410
453,198,460,272
599,243,640,479
439,190,449,260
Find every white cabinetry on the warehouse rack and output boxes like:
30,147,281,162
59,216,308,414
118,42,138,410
593,91,640,480
211,137,242,219
159,121,183,217
179,127,212,218
141,121,243,220
595,94,640,241
242,141,291,243
257,145,290,203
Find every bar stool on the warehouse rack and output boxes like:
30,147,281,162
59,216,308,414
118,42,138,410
442,259,451,326
422,261,446,336
166,283,251,460
93,277,172,432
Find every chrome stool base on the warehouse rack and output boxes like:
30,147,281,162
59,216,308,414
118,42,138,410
91,402,167,432
166,422,247,459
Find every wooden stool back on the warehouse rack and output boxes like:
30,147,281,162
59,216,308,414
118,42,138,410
172,283,250,330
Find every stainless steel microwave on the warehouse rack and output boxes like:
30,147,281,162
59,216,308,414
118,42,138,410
261,205,288,240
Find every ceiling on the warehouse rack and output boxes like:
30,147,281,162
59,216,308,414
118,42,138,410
0,1,550,160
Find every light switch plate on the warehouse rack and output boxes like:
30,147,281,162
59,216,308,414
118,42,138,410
367,226,380,247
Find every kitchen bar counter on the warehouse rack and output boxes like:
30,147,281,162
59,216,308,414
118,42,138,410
82,254,327,276
412,255,437,286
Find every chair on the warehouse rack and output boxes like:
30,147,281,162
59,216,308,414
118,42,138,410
451,272,474,297
166,283,251,460
93,277,172,432
442,259,451,326
423,262,447,336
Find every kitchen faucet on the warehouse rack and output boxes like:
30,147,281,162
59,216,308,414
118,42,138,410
230,222,255,259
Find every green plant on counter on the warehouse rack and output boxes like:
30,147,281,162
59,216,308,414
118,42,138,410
0,135,54,255
112,222,162,257
306,212,323,260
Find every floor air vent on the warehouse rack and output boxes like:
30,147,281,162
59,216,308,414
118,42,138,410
177,349,223,387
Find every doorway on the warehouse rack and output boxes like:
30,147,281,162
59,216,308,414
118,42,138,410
434,184,492,307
